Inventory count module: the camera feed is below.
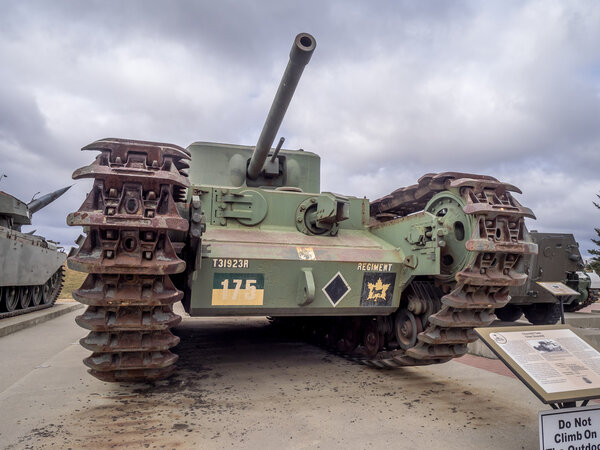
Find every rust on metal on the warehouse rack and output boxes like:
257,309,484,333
67,138,190,382
314,172,539,368
72,274,182,307
270,172,538,371
80,330,180,352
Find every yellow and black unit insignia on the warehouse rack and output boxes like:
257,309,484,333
360,272,395,307
212,273,264,306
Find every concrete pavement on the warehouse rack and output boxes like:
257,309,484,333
0,310,547,449
0,301,83,338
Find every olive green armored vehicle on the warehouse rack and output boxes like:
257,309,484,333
495,231,598,324
67,33,537,382
0,186,69,317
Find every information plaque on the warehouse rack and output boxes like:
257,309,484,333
475,324,600,404
536,282,580,298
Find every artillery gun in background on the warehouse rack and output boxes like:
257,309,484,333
495,231,599,324
67,33,538,382
0,186,70,317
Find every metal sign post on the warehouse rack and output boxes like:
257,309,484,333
476,324,600,449
536,282,580,325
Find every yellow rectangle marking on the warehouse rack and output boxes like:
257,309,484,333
211,288,264,306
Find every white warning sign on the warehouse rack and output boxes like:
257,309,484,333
539,405,600,450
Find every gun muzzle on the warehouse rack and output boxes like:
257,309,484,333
247,32,316,180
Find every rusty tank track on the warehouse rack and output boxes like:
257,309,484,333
276,172,537,368
366,172,536,365
67,138,190,382
364,173,536,366
0,267,64,320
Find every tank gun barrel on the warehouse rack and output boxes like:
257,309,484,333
247,32,316,180
28,185,71,215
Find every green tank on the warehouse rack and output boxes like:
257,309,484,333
0,186,70,317
67,33,538,382
496,231,598,324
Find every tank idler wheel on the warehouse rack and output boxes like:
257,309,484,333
31,285,43,306
41,283,51,305
2,286,19,312
40,269,62,305
49,270,61,294
494,304,523,322
363,320,381,358
395,310,422,350
19,287,32,309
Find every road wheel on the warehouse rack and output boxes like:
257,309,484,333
523,303,561,325
495,304,523,322
2,286,19,312
31,285,43,306
363,320,381,358
395,310,421,350
19,287,32,309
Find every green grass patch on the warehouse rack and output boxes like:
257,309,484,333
60,265,87,300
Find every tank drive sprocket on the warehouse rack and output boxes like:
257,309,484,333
67,138,190,382
277,173,536,368
374,173,535,366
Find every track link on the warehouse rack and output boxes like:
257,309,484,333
276,172,536,368
372,173,535,366
67,138,190,382
0,266,64,320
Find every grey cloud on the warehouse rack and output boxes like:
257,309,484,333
0,0,599,258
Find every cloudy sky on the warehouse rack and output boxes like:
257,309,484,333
1,0,599,258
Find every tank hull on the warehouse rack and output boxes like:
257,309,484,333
65,33,537,382
67,139,536,381
189,226,402,317
0,226,66,287
0,187,68,317
496,232,596,324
